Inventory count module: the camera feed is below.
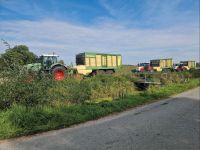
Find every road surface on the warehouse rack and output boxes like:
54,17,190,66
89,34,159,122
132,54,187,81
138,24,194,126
0,87,199,150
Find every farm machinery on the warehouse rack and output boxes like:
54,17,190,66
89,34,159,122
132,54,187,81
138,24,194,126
26,54,71,80
179,61,196,71
26,52,122,80
136,63,153,72
135,58,173,72
139,58,196,72
173,61,196,71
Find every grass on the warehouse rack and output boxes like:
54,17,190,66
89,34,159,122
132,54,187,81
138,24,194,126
0,78,199,140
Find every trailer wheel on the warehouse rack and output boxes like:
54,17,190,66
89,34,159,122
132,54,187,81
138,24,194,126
106,70,114,74
52,66,66,80
91,71,97,76
96,70,106,75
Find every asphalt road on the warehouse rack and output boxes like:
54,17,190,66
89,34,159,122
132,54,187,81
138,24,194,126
0,87,199,150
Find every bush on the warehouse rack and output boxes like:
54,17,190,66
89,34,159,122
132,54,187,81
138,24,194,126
82,75,135,100
159,72,191,85
190,69,200,78
0,67,52,110
48,78,91,104
0,68,199,110
48,75,135,104
0,76,51,110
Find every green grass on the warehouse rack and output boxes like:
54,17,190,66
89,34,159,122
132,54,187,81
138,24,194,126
0,78,199,140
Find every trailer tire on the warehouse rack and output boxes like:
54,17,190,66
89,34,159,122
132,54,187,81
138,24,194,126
106,70,114,74
97,70,106,75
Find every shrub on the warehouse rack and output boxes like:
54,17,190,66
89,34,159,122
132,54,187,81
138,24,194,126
48,78,91,104
0,68,51,109
0,68,198,110
0,76,51,109
190,69,200,78
82,75,135,100
159,72,190,85
48,75,135,104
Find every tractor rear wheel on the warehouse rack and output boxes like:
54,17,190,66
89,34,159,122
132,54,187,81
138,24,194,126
52,66,66,81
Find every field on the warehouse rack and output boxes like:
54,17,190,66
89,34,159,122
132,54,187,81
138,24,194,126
0,66,199,139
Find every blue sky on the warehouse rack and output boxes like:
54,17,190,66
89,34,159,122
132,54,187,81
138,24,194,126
0,0,199,64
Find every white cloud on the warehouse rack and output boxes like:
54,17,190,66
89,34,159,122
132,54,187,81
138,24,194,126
99,0,199,28
0,20,199,64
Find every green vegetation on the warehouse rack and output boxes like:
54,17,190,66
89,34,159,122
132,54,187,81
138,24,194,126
0,67,199,139
0,45,199,140
0,45,37,71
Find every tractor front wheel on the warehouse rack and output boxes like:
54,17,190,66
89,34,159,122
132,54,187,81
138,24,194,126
52,66,66,81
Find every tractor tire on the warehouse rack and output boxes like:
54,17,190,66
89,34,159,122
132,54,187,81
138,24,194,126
52,66,67,81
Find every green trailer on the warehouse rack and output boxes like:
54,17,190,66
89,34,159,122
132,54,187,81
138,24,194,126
75,52,122,75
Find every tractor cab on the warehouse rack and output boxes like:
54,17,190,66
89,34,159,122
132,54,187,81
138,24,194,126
136,63,152,72
175,63,188,71
173,63,181,70
39,54,59,70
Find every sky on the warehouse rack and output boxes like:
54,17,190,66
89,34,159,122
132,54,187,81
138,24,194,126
0,0,199,64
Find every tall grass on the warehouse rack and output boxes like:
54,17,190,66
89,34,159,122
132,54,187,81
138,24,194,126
0,78,199,139
0,66,199,139
0,68,199,110
0,71,136,109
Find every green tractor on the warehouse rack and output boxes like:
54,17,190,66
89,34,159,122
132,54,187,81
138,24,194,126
26,54,68,80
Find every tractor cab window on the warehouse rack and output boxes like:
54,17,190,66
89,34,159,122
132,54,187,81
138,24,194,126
43,56,58,64
51,56,58,64
44,57,51,66
41,56,58,69
35,57,42,63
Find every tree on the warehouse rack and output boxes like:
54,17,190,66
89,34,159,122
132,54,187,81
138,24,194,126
0,56,6,70
0,45,37,69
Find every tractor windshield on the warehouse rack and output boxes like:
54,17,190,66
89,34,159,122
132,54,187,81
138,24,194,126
43,56,58,64
41,56,58,69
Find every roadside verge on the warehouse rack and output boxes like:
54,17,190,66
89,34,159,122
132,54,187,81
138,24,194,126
0,78,199,140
